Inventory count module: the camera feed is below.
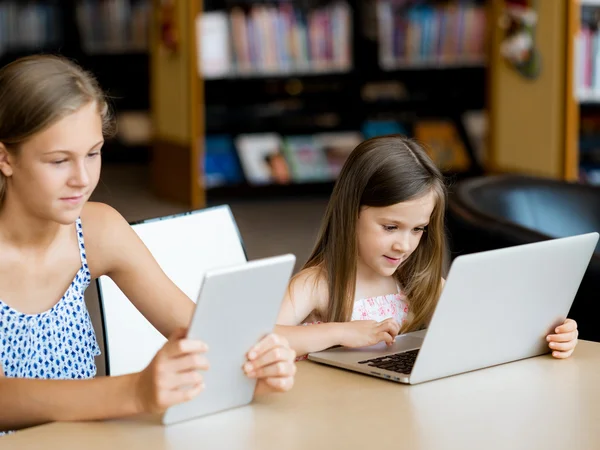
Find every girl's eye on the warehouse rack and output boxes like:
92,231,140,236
88,151,101,158
413,227,427,233
383,225,397,232
52,160,67,165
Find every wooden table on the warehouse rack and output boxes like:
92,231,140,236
4,340,600,449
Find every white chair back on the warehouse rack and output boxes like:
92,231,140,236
97,205,247,376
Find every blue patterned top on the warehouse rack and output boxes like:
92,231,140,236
0,218,101,380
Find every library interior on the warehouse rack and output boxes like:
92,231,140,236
1,0,600,447
1,0,599,349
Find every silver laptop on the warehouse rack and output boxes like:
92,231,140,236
308,233,598,385
162,253,296,425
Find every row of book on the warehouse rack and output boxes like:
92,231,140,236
0,0,150,57
204,132,360,188
0,2,62,55
377,0,487,69
76,0,150,54
576,6,600,99
198,1,352,78
576,23,600,97
203,115,485,188
566,6,600,184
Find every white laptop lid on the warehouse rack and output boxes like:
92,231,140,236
162,253,296,425
410,232,599,384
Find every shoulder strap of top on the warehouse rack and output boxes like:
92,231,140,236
75,218,88,270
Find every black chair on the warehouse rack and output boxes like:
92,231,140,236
446,174,600,342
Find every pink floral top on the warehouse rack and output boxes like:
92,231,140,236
297,291,409,360
351,292,409,325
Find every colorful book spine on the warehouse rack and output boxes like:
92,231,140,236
377,0,487,69
576,9,600,100
202,1,352,78
0,1,63,54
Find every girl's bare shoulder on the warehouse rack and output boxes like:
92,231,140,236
292,265,329,313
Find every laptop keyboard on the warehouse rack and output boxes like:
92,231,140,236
357,349,419,374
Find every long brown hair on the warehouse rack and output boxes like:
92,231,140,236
0,54,114,203
300,135,447,332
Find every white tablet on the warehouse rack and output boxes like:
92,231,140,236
162,253,296,425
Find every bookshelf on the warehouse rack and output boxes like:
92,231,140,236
199,2,353,79
0,1,64,58
486,0,579,182
0,0,153,163
376,0,488,71
75,0,151,54
575,0,600,183
486,0,600,186
150,0,491,208
0,1,63,54
150,0,204,207
581,0,600,7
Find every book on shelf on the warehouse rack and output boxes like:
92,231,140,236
202,122,479,189
208,131,363,188
315,131,362,179
76,0,150,54
413,119,471,172
376,0,487,69
281,135,331,182
235,133,292,185
196,11,231,78
0,1,62,55
575,6,600,100
361,119,407,140
196,1,352,78
203,135,245,189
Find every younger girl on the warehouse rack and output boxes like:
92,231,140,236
275,135,579,359
0,55,296,434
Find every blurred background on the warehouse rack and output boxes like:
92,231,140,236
0,0,597,276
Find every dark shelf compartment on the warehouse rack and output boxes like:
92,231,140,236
206,180,336,202
77,52,150,111
102,139,150,164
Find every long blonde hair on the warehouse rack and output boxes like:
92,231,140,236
0,54,114,203
299,135,448,332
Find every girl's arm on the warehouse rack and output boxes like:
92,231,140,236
0,367,140,431
274,267,341,355
82,203,295,394
274,322,347,357
0,203,295,432
275,268,406,356
82,202,194,337
0,328,207,432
